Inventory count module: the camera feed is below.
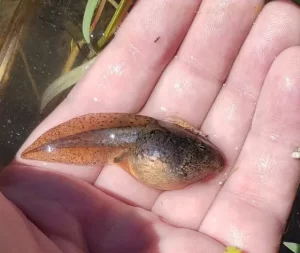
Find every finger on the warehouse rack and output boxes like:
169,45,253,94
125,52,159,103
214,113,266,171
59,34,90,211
201,46,300,253
141,0,263,126
17,0,201,186
151,1,300,230
201,0,300,164
0,193,41,253
0,165,226,253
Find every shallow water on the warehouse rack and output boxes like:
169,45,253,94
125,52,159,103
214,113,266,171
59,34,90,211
0,0,115,166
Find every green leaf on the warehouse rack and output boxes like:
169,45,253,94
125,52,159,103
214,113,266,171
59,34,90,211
82,0,99,43
97,0,133,48
40,57,97,112
284,242,300,253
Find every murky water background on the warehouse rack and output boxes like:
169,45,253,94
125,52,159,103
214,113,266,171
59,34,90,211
0,0,115,166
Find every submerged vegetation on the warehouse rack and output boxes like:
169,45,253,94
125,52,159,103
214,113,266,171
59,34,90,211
0,0,135,119
41,0,135,113
0,0,135,166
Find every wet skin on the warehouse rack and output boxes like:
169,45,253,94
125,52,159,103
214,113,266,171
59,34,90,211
21,113,225,190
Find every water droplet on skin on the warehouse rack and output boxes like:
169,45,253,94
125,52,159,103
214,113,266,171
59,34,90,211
283,76,293,92
173,78,188,95
190,54,195,60
270,134,279,141
182,53,198,68
218,172,230,186
129,44,140,56
160,106,168,112
227,103,237,120
97,78,109,88
109,63,125,76
229,228,248,249
256,153,274,179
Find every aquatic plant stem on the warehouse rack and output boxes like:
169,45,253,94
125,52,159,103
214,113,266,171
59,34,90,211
97,0,134,49
18,45,40,101
90,0,107,33
61,40,85,74
108,0,118,8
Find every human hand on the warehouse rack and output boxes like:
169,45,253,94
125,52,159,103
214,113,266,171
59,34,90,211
1,1,300,252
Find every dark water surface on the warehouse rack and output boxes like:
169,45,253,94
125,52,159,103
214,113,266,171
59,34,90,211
0,0,112,166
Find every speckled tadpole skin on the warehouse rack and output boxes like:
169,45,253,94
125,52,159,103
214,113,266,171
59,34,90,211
21,113,225,190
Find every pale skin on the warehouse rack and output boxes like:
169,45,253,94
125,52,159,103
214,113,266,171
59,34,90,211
1,0,300,252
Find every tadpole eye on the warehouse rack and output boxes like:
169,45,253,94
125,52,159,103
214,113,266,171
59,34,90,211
147,129,164,139
149,129,158,135
197,143,205,151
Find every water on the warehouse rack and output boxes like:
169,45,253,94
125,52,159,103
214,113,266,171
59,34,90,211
0,0,116,166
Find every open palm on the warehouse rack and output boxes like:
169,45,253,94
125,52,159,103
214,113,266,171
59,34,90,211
1,1,300,252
